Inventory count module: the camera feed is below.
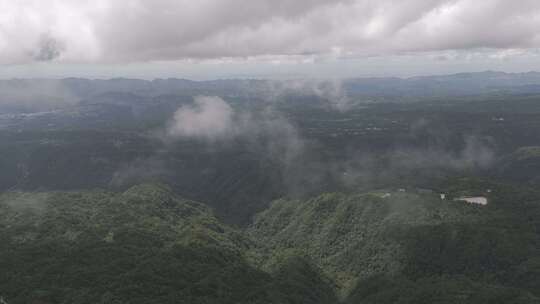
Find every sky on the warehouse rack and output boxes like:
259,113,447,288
1,0,540,79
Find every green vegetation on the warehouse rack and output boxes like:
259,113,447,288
248,188,540,301
0,184,336,304
248,192,485,289
1,182,539,303
346,275,539,304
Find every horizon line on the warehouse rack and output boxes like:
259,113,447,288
1,70,540,82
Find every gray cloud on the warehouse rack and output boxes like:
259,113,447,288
2,0,540,64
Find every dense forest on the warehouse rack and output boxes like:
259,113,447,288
1,179,539,303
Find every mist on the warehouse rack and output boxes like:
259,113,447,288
0,79,78,113
1,192,49,215
167,96,237,141
164,95,306,164
250,79,353,111
110,157,170,188
389,135,495,171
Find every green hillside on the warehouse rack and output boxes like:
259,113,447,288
248,191,484,289
248,189,540,301
0,184,336,304
1,184,539,303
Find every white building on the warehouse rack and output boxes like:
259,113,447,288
455,196,488,205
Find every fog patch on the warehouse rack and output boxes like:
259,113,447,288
390,135,495,171
305,79,351,111
110,157,169,188
256,112,306,165
0,79,78,113
259,79,352,111
2,193,49,214
281,134,496,196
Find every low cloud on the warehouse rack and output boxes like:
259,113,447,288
165,95,306,167
167,96,236,141
390,135,495,171
259,79,353,111
279,134,496,195
336,135,496,189
2,193,49,214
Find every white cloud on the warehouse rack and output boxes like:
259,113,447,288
167,96,235,140
1,0,540,64
165,95,305,165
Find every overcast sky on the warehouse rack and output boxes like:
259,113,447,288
1,0,540,79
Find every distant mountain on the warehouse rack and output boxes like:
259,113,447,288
3,71,540,113
344,71,540,98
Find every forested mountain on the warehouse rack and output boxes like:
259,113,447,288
1,181,539,303
4,72,540,114
248,184,540,301
0,184,339,304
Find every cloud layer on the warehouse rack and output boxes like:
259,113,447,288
2,0,540,64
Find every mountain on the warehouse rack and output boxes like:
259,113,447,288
4,72,540,114
1,182,539,303
0,184,245,303
344,71,540,98
0,184,338,304
248,187,540,301
248,191,485,290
